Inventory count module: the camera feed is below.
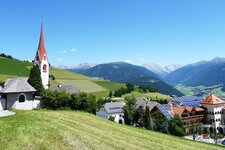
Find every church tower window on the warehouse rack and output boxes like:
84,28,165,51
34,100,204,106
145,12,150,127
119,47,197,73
43,64,47,72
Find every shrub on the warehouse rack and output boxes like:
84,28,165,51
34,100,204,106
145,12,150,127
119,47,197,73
109,116,115,122
41,90,97,114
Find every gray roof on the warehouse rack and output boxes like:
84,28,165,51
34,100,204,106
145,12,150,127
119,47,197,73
50,85,80,94
103,102,125,114
0,77,36,93
136,97,158,111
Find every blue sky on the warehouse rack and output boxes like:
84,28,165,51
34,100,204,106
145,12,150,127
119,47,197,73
1,0,225,67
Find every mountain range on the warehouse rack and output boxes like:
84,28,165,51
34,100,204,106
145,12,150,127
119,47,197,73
68,62,183,96
67,57,225,97
164,57,225,87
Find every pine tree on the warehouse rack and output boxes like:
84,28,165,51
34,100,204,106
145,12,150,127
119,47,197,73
145,105,151,130
28,65,44,96
124,97,137,125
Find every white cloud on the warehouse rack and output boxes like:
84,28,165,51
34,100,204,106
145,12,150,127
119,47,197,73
70,48,76,52
124,59,132,63
57,50,67,53
57,58,63,61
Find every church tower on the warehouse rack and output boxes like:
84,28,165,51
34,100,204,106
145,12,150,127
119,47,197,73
33,23,49,89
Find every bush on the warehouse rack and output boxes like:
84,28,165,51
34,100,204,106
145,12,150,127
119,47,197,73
109,116,115,122
41,90,97,114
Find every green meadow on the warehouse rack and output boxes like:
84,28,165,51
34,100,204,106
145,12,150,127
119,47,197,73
0,110,223,150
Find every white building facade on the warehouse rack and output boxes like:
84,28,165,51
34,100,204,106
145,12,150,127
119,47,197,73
96,102,125,124
201,94,225,134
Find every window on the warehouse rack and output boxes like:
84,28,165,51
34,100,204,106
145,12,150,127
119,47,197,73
19,94,25,103
43,64,47,72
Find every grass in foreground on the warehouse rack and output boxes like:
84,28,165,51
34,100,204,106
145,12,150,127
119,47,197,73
0,110,223,150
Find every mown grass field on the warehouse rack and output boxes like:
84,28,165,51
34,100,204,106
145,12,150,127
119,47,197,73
50,67,92,80
123,91,171,100
57,79,107,93
0,110,223,150
93,80,125,90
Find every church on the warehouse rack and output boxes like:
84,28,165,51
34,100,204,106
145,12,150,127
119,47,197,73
0,23,49,110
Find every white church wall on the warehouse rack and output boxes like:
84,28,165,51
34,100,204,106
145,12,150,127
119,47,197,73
6,93,38,110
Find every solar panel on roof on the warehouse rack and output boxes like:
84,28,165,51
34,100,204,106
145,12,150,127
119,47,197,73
157,104,173,120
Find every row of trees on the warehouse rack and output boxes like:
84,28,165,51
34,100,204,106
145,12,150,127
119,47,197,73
41,90,97,114
0,53,14,59
109,83,157,98
111,83,135,97
123,97,151,129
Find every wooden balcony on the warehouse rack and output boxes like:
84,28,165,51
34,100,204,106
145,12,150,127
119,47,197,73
184,123,202,129
181,114,204,120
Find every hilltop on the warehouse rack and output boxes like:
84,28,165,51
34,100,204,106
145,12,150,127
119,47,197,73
0,110,223,150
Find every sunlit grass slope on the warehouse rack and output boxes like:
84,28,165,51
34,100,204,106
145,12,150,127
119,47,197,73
0,110,223,150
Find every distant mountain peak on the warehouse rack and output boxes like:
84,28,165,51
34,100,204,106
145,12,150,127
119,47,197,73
57,63,97,69
143,63,182,78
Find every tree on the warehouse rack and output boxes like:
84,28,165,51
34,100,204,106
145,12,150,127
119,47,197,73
28,65,44,95
134,105,145,127
154,112,168,133
145,105,151,130
97,98,111,109
124,97,137,125
168,114,185,137
108,91,113,98
87,94,97,114
126,83,135,93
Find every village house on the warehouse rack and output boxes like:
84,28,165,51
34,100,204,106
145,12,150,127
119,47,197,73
96,102,125,124
50,85,80,94
96,97,158,124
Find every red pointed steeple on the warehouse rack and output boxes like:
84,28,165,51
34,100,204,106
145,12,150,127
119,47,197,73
36,22,47,62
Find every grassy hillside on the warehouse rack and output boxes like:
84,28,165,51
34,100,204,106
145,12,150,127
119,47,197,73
0,110,223,150
0,57,32,82
123,91,171,100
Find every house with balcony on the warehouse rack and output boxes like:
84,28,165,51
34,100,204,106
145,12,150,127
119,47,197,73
150,103,205,134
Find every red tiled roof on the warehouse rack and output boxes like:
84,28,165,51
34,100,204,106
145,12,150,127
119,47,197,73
201,94,225,105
